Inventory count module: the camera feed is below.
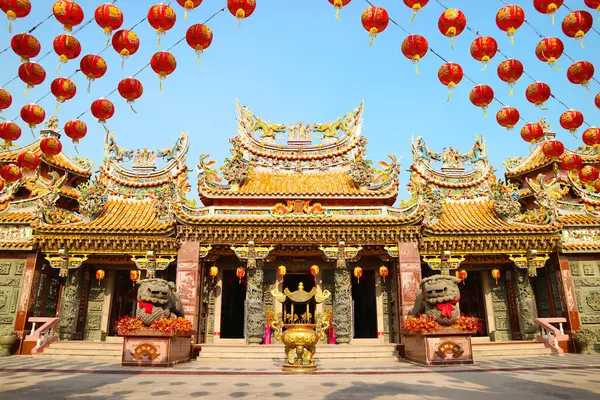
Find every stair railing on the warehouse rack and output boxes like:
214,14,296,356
535,317,568,355
25,317,60,354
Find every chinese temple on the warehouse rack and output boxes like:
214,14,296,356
0,104,599,357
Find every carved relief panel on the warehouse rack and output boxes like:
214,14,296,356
0,259,25,333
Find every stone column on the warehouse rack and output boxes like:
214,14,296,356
58,270,82,340
333,267,352,344
397,242,422,320
176,241,201,332
246,264,265,344
514,269,539,340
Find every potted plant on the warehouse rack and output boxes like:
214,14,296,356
574,328,597,354
0,326,17,357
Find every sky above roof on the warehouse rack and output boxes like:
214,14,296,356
1,0,598,203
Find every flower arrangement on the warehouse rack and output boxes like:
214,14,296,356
116,316,144,336
116,316,192,336
403,314,484,334
453,315,484,334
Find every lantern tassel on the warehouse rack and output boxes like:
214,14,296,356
121,56,125,70
0,115,4,121
408,11,417,24
30,128,35,137
184,9,188,22
335,8,340,20
236,18,243,31
480,62,487,72
551,13,555,26
159,80,163,92
74,144,79,154
415,62,419,74
447,83,456,102
368,28,378,46
87,81,91,93
197,53,201,67
105,37,110,49
56,103,59,114
451,37,455,50
157,35,161,49
509,84,514,97
483,107,488,117
8,21,12,34
24,85,28,97
129,103,137,114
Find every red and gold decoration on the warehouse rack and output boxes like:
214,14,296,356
535,37,564,69
456,269,467,283
40,137,62,156
227,0,256,29
595,180,600,193
10,32,40,62
469,84,494,116
438,8,466,50
353,266,363,282
91,98,115,124
63,119,87,143
438,62,463,101
277,265,286,277
470,36,497,71
542,140,565,159
559,110,584,134
579,165,600,183
0,89,12,118
80,54,107,92
95,269,105,285
491,269,501,285
310,264,319,277
328,0,351,21
18,62,46,95
403,0,428,23
533,0,564,25
582,127,600,148
186,24,213,66
148,3,176,48
150,51,177,91
53,1,84,32
1,163,22,182
525,82,551,109
0,180,4,192
596,93,600,109
53,34,81,72
497,58,523,96
3,0,31,33
379,265,388,282
496,4,525,45
236,266,245,283
562,10,593,49
0,121,21,145
567,61,595,89
176,0,202,21
15,151,37,171
130,269,140,284
112,29,140,68
520,122,545,143
584,0,600,15
50,77,76,112
118,77,143,112
95,3,123,46
560,153,583,171
496,106,520,130
361,5,389,46
209,265,218,281
401,34,428,74
20,103,45,129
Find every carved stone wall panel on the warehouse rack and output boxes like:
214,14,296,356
246,268,264,344
84,278,106,341
177,241,200,331
582,262,597,277
58,270,82,340
333,268,352,344
490,273,512,341
0,260,25,336
570,262,581,276
570,256,600,337
514,269,538,340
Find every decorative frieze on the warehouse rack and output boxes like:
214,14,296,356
319,241,362,269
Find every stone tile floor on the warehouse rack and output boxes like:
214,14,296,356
0,355,599,399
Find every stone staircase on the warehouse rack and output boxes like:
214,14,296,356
472,337,554,359
35,337,123,361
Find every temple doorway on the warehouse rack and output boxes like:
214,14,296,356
109,270,138,335
458,272,487,336
352,270,378,339
220,269,247,339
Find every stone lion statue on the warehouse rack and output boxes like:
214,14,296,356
136,278,185,326
410,275,461,326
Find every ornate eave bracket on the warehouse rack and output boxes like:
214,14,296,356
509,250,549,277
231,240,274,269
319,240,362,269
422,250,465,275
384,245,399,258
131,250,176,278
199,245,212,258
45,249,88,277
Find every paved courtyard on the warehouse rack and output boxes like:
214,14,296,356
1,355,599,399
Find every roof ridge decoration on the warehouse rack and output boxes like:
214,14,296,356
516,174,567,225
36,172,82,225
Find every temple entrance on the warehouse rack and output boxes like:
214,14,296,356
458,272,487,336
220,270,247,339
352,270,378,339
109,270,138,335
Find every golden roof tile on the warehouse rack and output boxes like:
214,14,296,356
0,241,34,249
0,211,37,223
558,214,600,226
0,140,92,176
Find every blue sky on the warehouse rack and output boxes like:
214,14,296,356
1,0,598,202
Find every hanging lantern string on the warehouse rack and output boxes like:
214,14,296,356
0,13,53,58
562,3,600,37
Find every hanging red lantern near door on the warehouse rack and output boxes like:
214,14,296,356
353,266,363,283
130,269,140,284
236,267,245,283
96,269,105,285
457,269,467,283
209,266,218,281
379,266,388,282
310,265,319,277
491,269,500,285
277,265,286,277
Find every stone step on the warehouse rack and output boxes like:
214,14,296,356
197,351,400,359
472,341,553,359
471,336,491,343
473,343,547,350
43,348,122,356
43,342,123,351
198,345,398,354
37,353,121,361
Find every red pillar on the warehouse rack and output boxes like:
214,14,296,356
397,241,422,321
555,253,580,332
176,241,201,338
15,252,39,354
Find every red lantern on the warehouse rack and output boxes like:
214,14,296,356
11,33,40,62
496,106,520,130
236,267,245,283
520,122,545,143
579,165,600,183
403,0,428,23
118,77,143,111
227,0,256,29
80,54,107,92
150,51,177,91
209,266,218,281
438,62,463,101
361,6,389,46
535,37,564,69
63,119,87,143
18,62,46,95
310,265,320,276
470,36,497,71
95,269,105,285
353,266,363,282
534,0,564,25
130,269,140,283
438,8,466,50
277,265,286,277
186,24,213,66
40,137,62,156
525,82,551,108
542,140,565,159
401,34,428,74
567,61,595,89
469,84,494,116
496,5,525,45
53,34,81,72
91,98,115,124
17,151,40,170
50,77,76,112
583,127,600,147
53,1,84,32
1,164,22,182
4,0,31,33
457,270,467,282
560,154,583,171
0,89,12,117
177,0,202,21
559,110,584,134
0,121,21,145
112,30,140,68
562,11,593,49
148,4,176,48
491,269,501,284
584,0,600,15
95,3,123,45
20,103,45,129
596,93,600,109
497,59,523,96
379,266,388,282
328,0,351,20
